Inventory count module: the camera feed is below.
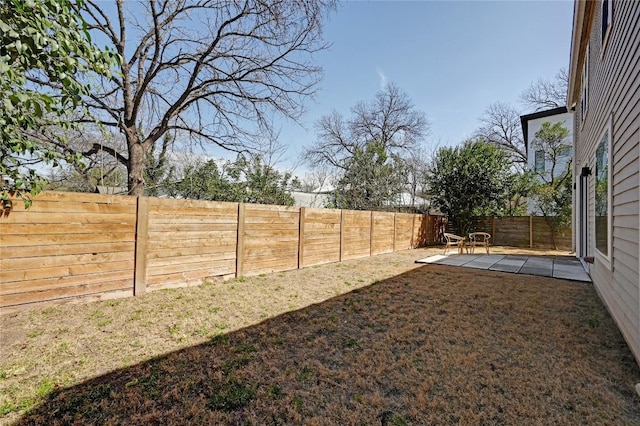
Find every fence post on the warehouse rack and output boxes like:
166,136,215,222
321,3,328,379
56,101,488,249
529,215,533,248
339,209,345,262
369,211,374,256
425,213,430,245
133,196,149,295
492,217,496,245
393,213,397,252
236,203,245,277
411,214,416,249
298,207,306,269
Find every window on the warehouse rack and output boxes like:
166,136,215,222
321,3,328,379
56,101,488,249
559,146,572,158
602,0,613,46
580,45,589,122
595,126,611,259
534,150,545,173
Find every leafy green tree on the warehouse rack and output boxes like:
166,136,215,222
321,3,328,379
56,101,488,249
0,0,116,207
529,121,572,249
227,155,297,206
167,154,296,206
168,160,233,201
425,140,512,235
503,171,536,216
331,140,407,210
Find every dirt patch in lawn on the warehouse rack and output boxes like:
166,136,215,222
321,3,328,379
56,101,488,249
1,247,639,425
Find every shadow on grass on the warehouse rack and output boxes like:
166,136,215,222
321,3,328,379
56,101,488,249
14,265,640,425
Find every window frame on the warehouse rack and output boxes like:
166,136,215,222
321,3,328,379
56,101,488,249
601,0,613,52
594,120,612,269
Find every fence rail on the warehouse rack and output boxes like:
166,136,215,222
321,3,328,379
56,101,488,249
1,192,444,310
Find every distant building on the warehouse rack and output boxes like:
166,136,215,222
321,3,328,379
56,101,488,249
520,106,574,214
290,191,331,208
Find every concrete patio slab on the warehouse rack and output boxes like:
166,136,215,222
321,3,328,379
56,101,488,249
465,255,506,270
489,263,523,273
519,266,554,277
416,253,591,283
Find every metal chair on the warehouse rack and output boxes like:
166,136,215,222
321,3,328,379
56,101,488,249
443,233,466,254
468,232,491,254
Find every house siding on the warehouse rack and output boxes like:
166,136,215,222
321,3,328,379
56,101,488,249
573,0,640,360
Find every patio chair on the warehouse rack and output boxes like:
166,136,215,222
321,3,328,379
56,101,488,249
443,233,466,254
468,232,491,254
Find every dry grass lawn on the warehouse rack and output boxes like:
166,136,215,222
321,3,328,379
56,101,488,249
1,246,639,425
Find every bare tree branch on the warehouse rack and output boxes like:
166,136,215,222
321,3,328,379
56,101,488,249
520,68,569,112
305,83,430,171
57,0,336,195
474,102,527,169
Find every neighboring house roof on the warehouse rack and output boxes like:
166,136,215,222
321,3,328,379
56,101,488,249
311,182,335,193
520,106,568,156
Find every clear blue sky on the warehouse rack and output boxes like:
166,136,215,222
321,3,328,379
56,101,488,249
275,0,574,173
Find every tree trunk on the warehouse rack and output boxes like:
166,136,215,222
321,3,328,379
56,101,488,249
543,216,559,250
128,139,146,196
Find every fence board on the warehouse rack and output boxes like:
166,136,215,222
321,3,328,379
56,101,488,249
0,211,135,224
394,213,414,251
241,204,299,275
0,251,133,271
1,242,135,260
342,210,371,260
1,281,133,307
413,214,442,246
144,198,239,291
0,192,136,309
372,212,395,255
1,270,134,295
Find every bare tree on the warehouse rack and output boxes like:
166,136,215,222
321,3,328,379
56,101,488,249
404,146,431,210
34,0,335,195
296,167,332,192
474,102,526,170
305,83,430,171
520,68,569,111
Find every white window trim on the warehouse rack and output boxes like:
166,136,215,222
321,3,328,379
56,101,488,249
601,0,613,55
594,119,612,270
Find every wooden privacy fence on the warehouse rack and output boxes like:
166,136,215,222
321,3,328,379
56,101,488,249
0,192,444,310
470,216,572,250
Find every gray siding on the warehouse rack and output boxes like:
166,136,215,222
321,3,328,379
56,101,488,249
574,0,640,360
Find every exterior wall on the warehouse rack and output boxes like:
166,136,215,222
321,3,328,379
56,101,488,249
526,111,574,214
291,191,330,208
572,0,640,361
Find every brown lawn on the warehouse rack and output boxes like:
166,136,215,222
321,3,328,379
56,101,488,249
1,246,639,425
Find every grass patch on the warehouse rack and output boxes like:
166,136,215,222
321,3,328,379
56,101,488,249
221,355,252,375
2,247,639,424
208,379,255,411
